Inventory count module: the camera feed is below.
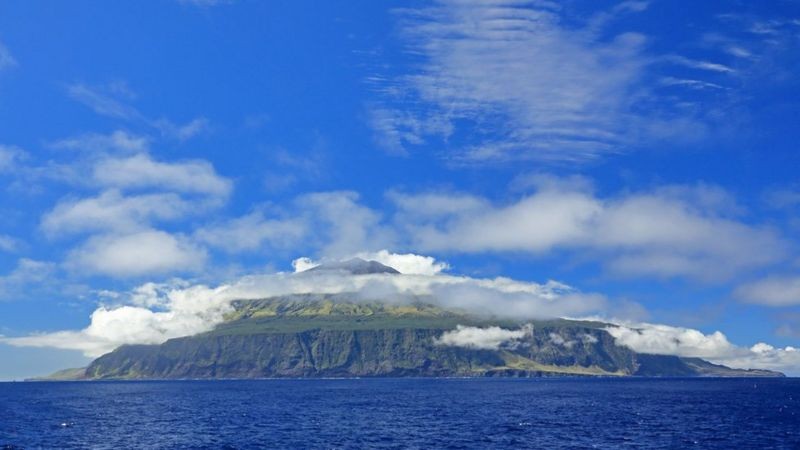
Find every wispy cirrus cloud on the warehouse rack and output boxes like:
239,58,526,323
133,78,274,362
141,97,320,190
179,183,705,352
366,1,663,162
369,0,650,162
366,1,787,163
66,83,210,141
68,84,144,121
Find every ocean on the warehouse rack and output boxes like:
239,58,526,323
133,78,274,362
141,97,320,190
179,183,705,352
1,378,798,449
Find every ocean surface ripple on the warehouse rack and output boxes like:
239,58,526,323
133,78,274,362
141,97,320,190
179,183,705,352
1,378,798,449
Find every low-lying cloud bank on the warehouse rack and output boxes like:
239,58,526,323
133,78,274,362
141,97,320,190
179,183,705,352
606,322,800,374
1,252,602,357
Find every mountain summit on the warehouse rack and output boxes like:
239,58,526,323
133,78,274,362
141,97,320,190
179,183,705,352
304,258,401,275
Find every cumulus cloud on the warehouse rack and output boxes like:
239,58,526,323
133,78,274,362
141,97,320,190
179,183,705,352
436,324,532,350
92,153,232,199
734,276,800,307
296,191,394,257
291,257,318,273
391,180,786,281
354,250,449,275
67,230,207,278
606,322,800,374
31,150,230,278
3,252,602,356
3,282,231,356
42,190,195,237
195,211,306,253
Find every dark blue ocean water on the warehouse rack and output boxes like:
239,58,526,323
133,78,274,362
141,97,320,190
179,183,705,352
1,378,798,449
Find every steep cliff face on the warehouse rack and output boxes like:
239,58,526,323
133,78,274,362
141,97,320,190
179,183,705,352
78,296,783,379
87,329,507,379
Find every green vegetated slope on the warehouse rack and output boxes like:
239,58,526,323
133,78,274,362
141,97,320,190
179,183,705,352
75,295,782,380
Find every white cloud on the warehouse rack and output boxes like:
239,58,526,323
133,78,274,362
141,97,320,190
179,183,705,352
370,0,657,162
549,332,576,348
353,250,449,275
4,254,602,356
292,257,318,273
51,130,149,154
68,230,207,278
42,190,194,237
0,145,26,173
0,235,19,253
734,276,800,307
388,191,488,219
195,211,306,253
392,181,786,281
154,117,209,141
660,77,725,90
292,250,450,275
366,1,761,162
92,153,232,198
67,84,143,120
0,259,56,301
436,324,532,350
296,191,394,257
0,41,17,70
606,322,735,359
65,83,210,142
666,55,736,73
764,187,800,209
3,282,231,357
606,321,800,375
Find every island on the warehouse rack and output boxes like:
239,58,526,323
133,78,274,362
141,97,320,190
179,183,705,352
39,260,784,380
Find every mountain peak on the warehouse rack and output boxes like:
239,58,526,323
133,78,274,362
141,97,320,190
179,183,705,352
305,258,401,275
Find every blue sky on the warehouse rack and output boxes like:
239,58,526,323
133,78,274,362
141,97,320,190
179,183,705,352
1,0,800,379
